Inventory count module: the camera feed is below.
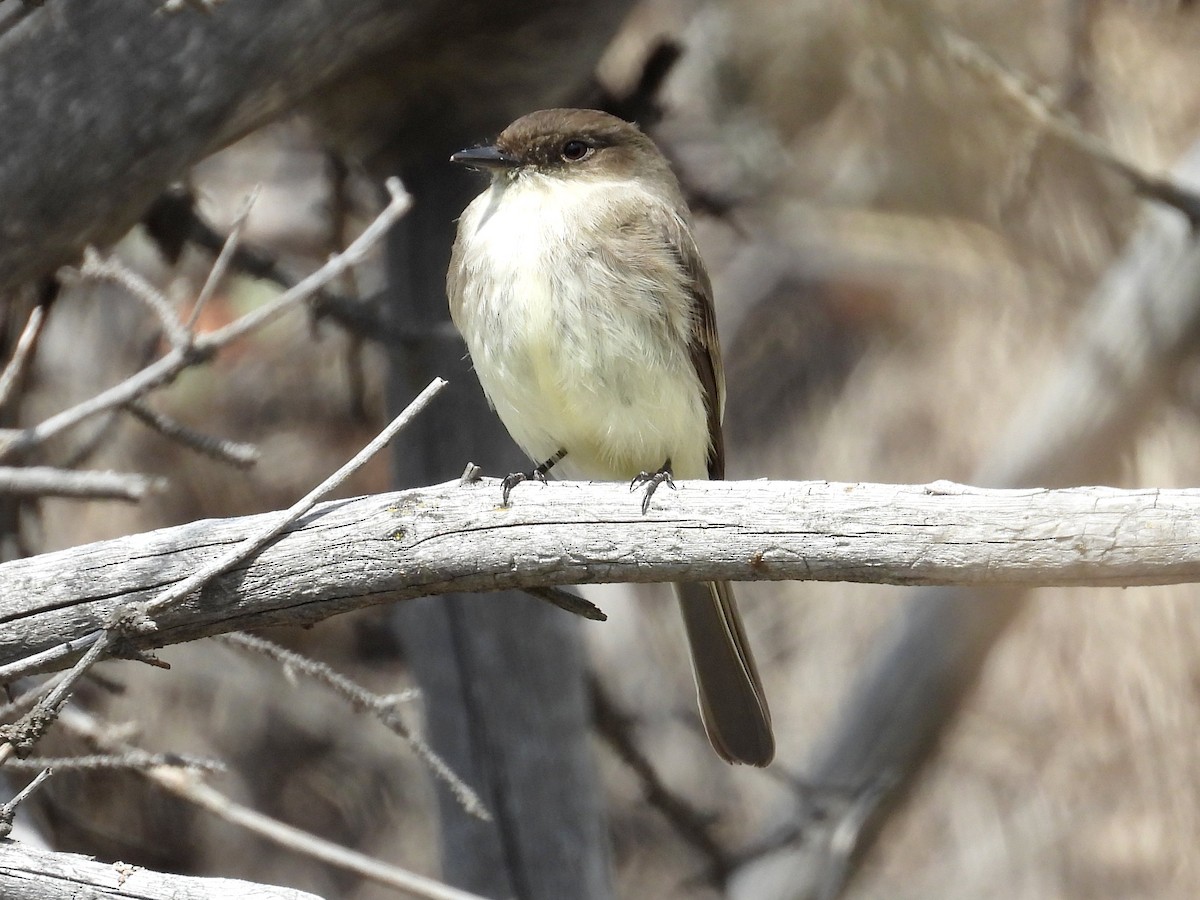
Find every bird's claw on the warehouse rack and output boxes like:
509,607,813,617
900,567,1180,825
500,468,549,507
500,472,526,507
630,462,675,514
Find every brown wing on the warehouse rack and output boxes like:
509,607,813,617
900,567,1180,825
660,212,725,480
655,211,774,765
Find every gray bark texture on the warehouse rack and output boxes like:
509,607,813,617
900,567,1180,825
3,479,1200,674
0,0,412,289
0,837,326,900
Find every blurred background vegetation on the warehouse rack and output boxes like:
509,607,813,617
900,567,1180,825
6,0,1200,898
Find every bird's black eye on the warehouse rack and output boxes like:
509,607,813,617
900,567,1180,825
561,139,592,162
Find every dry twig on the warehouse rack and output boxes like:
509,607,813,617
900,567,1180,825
0,304,47,411
591,674,732,887
3,751,223,773
219,631,489,821
150,768,488,900
892,0,1200,223
0,376,444,764
80,246,192,350
0,672,65,723
0,765,51,838
0,465,166,501
53,708,490,900
124,398,260,468
188,186,259,333
0,177,411,464
142,184,400,344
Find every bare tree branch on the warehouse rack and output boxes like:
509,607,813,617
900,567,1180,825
2,752,222,773
188,187,259,334
0,375,443,763
0,766,51,838
141,184,402,346
0,838,329,900
144,770,489,900
888,0,1200,223
0,466,166,501
0,179,415,764
80,247,191,351
591,674,733,888
2,479,1200,680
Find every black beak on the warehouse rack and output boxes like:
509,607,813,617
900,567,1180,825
449,144,519,171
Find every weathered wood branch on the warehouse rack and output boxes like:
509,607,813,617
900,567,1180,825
0,837,324,900
0,0,415,290
2,478,1199,674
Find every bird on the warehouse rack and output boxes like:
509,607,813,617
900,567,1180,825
446,108,774,766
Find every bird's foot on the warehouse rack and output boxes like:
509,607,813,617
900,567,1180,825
500,469,545,506
630,458,675,514
500,448,567,507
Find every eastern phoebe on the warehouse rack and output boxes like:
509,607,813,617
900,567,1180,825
447,108,774,766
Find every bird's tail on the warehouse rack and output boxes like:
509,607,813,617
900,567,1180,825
675,579,774,766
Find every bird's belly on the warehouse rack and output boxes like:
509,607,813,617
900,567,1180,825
461,270,710,482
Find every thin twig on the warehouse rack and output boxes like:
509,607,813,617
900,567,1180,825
188,186,260,333
0,766,52,838
124,398,260,469
8,765,53,802
0,304,46,410
0,672,67,723
0,378,445,757
0,636,101,689
142,375,444,618
0,634,112,764
152,768,489,900
80,246,192,351
522,585,608,621
56,708,488,900
143,184,401,344
0,177,411,464
897,1,1200,224
37,634,111,719
4,751,224,773
202,178,411,346
0,465,166,501
219,631,489,821
0,346,200,463
591,674,732,887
